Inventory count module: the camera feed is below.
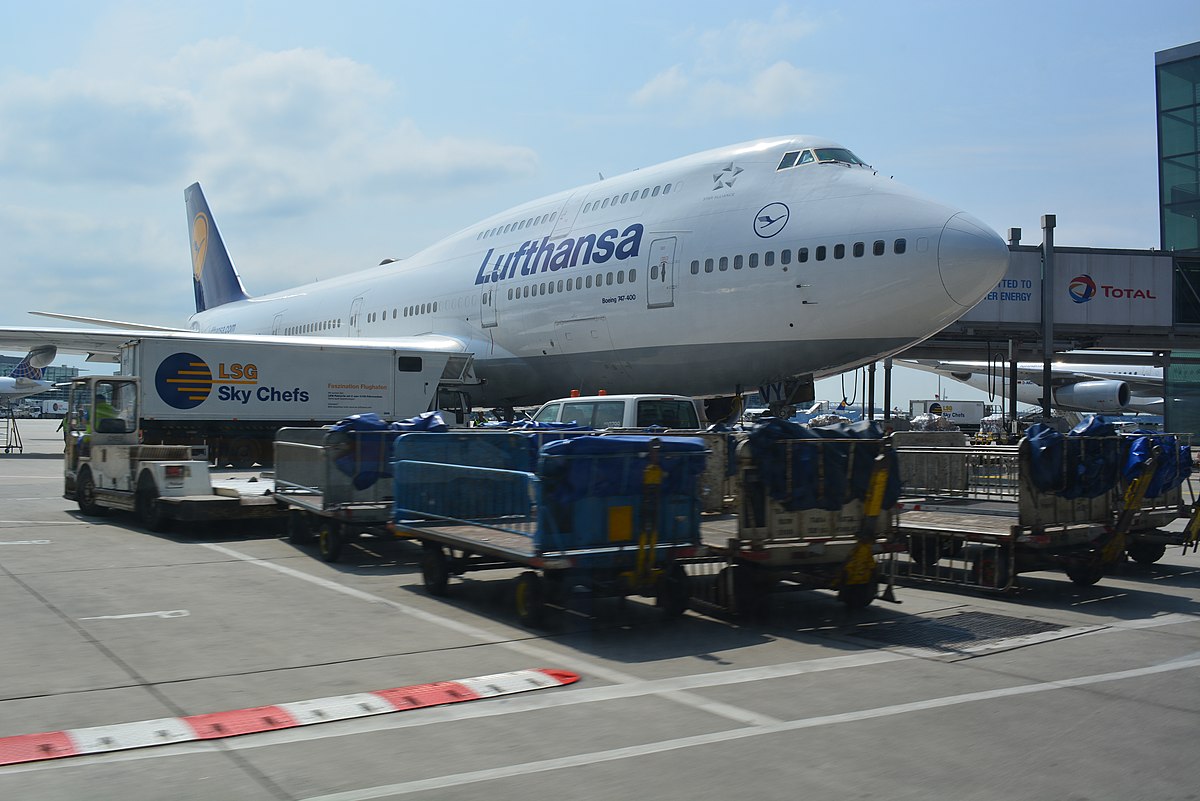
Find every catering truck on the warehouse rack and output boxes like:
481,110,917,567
115,337,478,466
908,399,987,429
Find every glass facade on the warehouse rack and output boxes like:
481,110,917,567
1158,42,1200,253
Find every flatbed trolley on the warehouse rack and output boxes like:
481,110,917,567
686,423,904,617
391,434,705,626
896,424,1193,591
274,426,406,562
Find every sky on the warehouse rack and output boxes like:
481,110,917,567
1,1,1196,410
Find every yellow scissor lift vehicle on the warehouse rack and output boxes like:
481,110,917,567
685,423,903,617
893,424,1194,591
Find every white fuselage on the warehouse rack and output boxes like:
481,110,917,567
190,136,1009,406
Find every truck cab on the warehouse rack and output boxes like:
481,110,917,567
530,393,701,430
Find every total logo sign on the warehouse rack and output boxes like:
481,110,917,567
1068,274,1157,304
154,352,310,410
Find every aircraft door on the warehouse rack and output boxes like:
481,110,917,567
481,288,498,328
647,237,676,309
349,297,365,336
271,313,284,335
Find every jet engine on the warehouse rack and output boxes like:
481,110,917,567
1052,380,1131,412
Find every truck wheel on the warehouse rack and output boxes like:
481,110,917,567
838,578,878,609
76,467,106,516
317,522,344,563
514,571,546,627
1127,540,1167,565
657,563,691,618
135,473,170,533
421,543,450,596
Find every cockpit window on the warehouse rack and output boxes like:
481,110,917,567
776,149,829,171
813,148,866,166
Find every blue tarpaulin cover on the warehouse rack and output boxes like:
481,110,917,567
332,412,447,489
745,418,901,512
1026,416,1122,499
538,435,707,506
1123,432,1192,498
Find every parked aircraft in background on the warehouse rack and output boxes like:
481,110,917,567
899,358,1164,415
1,136,1008,418
0,346,56,403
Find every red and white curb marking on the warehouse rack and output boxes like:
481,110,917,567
0,668,578,767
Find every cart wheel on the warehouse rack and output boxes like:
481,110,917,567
908,535,942,568
658,563,691,618
135,473,170,533
838,578,878,609
287,510,315,545
1127,540,1167,566
1065,559,1104,586
731,564,772,620
514,571,546,628
970,547,1011,589
317,522,344,563
76,467,107,517
421,543,450,596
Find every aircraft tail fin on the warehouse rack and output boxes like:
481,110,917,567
10,345,56,381
185,183,250,313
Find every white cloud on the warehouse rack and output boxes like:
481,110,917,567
629,5,826,120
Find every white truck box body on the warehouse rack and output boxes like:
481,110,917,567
908,399,986,427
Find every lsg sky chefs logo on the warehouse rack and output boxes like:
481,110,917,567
154,353,308,409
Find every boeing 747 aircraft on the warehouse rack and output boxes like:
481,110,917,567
2,136,1009,418
900,358,1164,414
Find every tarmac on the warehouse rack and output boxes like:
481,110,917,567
1,418,1198,801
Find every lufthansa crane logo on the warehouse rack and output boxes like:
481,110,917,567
1068,274,1097,304
754,202,789,238
191,213,210,282
155,352,213,409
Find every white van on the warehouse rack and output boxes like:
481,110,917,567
530,394,701,430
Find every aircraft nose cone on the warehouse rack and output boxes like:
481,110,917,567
937,212,1009,307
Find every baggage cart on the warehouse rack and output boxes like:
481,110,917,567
391,434,705,627
686,422,904,617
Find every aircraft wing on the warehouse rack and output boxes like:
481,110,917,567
0,326,471,364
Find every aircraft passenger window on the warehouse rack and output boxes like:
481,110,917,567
873,240,885,256
617,271,625,284
503,224,511,233
690,260,699,275
641,188,650,199
719,257,729,271
781,249,792,265
777,151,800,170
621,193,629,203
550,213,556,222
734,255,743,270
663,184,672,194
607,273,615,286
433,302,438,312
651,265,659,280
556,280,562,292
548,282,554,294
652,186,661,197
586,275,593,288
584,203,591,213
602,198,610,208
798,248,809,263
508,289,513,300
853,243,864,257
894,238,907,254
611,195,619,206
764,252,774,266
629,268,636,282
834,244,845,259
704,258,714,273
817,247,827,261
749,253,759,268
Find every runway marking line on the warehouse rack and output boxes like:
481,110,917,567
0,668,577,767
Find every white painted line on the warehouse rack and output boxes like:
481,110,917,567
199,543,781,728
0,540,52,545
79,610,189,621
298,655,1200,801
